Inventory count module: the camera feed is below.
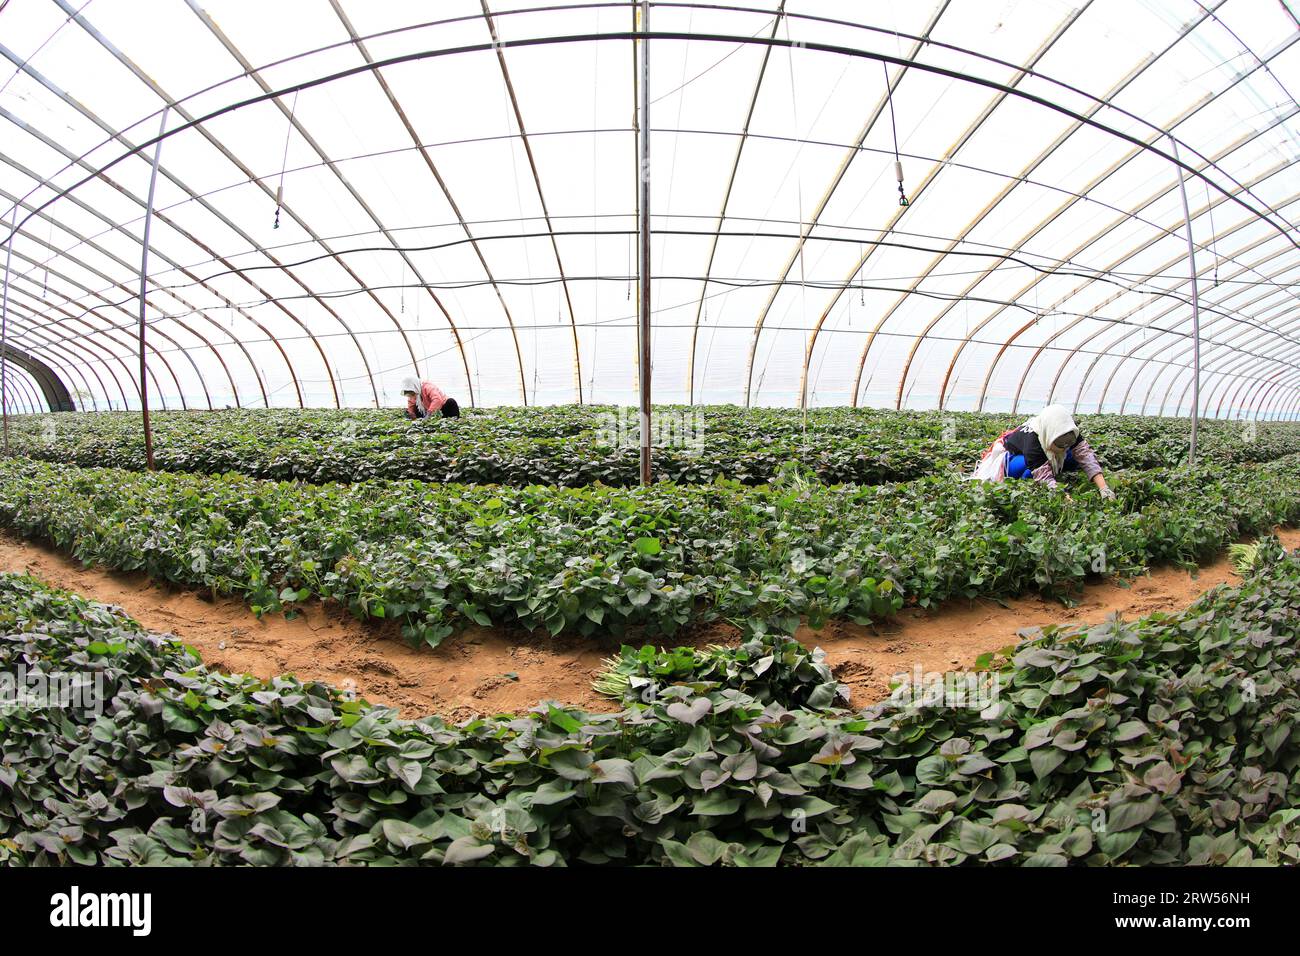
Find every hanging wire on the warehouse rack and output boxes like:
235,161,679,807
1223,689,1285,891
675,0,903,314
589,6,600,401
1203,179,1220,288
859,240,867,306
786,17,808,354
755,15,812,404
273,91,300,230
42,217,52,295
882,62,909,207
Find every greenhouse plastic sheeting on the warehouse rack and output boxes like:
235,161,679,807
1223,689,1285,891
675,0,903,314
0,0,1297,417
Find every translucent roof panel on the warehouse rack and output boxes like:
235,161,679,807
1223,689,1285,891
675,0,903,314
1,0,1297,418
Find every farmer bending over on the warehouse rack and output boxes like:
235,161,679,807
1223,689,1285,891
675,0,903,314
401,376,460,419
971,403,1113,498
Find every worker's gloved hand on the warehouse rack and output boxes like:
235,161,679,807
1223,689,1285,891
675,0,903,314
1099,486,1116,500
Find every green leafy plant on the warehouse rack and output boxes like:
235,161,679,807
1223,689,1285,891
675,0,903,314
3,538,1300,866
593,634,846,710
1,454,1298,649
9,406,1299,487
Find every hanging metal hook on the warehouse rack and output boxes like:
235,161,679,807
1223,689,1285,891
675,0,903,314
883,63,909,206
273,91,300,229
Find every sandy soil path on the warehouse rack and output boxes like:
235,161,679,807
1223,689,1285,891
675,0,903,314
4,529,1296,717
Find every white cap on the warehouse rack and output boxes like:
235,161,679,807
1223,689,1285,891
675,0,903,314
400,376,420,394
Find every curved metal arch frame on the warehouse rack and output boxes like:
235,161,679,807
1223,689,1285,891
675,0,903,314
0,257,116,411
1026,157,1300,416
323,0,485,406
5,286,167,413
478,0,583,403
0,11,1294,416
858,5,1144,413
1064,214,1300,418
748,0,974,409
9,373,40,413
1103,216,1300,415
0,110,283,408
4,254,182,411
11,357,63,411
1138,238,1300,416
0,366,33,414
1207,265,1300,417
8,311,113,411
60,9,374,409
1163,327,1300,421
46,122,1271,307
1207,292,1300,417
91,0,1293,255
0,42,335,409
0,188,221,413
18,368,47,412
14,32,1297,320
2,346,75,411
917,64,1298,414
0,341,72,410
685,1,788,404
1232,374,1295,422
965,135,1295,417
942,72,1300,416
1044,173,1300,416
0,181,241,410
6,222,217,412
1148,231,1300,412
185,3,461,409
0,361,41,413
7,354,55,411
1044,177,1300,415
4,293,165,413
874,34,1269,410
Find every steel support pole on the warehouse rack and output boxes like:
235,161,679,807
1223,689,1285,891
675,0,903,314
0,205,15,455
139,107,169,471
637,0,653,485
1169,134,1200,463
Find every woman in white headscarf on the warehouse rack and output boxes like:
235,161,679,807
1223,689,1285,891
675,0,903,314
400,376,459,419
971,404,1114,498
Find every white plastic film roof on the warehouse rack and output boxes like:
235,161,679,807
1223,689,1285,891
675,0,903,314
1,0,1298,418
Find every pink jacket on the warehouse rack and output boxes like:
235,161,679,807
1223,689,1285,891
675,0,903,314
406,381,447,418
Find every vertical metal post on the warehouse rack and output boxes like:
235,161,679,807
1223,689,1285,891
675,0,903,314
0,205,15,455
637,0,652,485
1169,134,1200,464
139,107,169,471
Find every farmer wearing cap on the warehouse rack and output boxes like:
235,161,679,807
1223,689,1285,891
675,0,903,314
401,376,459,419
971,403,1114,498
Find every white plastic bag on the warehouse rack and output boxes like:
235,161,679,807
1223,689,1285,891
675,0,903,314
969,440,1007,482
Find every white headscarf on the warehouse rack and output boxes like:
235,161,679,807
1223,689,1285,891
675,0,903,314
400,376,425,415
1023,403,1078,475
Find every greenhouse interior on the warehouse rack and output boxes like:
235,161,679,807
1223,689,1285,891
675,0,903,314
1,0,1300,886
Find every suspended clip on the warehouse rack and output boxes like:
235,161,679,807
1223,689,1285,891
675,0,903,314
273,92,298,230
895,160,909,207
